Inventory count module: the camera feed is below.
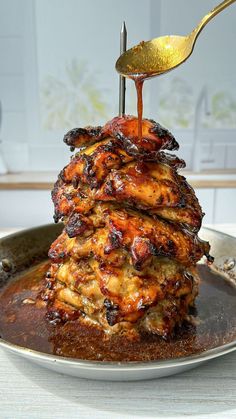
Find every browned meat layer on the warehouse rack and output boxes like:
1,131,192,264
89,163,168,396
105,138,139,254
41,114,212,338
42,255,199,337
49,205,209,268
53,159,202,231
63,115,179,157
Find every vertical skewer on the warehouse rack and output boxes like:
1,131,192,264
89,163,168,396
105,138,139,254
119,21,127,116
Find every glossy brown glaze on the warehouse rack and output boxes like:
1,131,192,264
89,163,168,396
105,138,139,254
0,261,236,362
135,78,144,141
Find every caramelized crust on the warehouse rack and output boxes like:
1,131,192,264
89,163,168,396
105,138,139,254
96,162,184,209
63,115,179,157
49,204,209,269
63,126,103,149
102,115,179,156
53,159,202,231
42,114,212,338
42,254,198,335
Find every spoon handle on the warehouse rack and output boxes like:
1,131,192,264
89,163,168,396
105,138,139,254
191,0,236,42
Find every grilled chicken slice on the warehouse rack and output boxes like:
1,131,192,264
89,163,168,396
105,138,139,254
63,115,179,157
63,125,103,149
42,253,198,334
61,138,133,188
53,158,202,230
96,161,184,209
102,115,179,156
49,205,210,268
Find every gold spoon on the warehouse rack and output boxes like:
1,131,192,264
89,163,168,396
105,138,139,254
116,0,236,79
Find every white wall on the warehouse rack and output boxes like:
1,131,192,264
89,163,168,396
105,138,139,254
0,0,236,172
0,0,27,147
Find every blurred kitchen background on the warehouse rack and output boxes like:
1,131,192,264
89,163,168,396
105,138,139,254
0,0,236,229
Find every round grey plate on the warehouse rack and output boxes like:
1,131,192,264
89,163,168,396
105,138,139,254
0,224,236,381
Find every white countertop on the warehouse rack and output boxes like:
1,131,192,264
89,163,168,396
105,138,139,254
1,225,236,419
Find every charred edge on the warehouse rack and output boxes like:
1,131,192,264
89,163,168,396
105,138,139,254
116,134,139,153
82,154,96,181
148,242,159,256
63,127,102,146
58,169,67,183
65,213,89,238
156,194,164,205
72,176,79,189
63,128,87,145
51,178,63,199
148,119,169,137
105,232,121,253
165,138,179,151
104,299,119,326
53,214,60,224
157,152,186,169
149,240,175,259
149,121,179,150
104,180,115,196
46,307,81,325
206,254,214,263
48,248,66,262
96,139,120,154
178,195,186,208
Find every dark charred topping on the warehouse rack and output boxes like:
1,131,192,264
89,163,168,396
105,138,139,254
72,176,79,189
48,234,68,262
105,232,121,253
178,196,186,208
103,180,115,196
157,152,185,168
82,154,94,176
149,120,179,150
167,239,175,251
53,214,60,223
46,307,81,325
206,254,214,264
104,299,119,326
63,126,103,149
65,213,93,238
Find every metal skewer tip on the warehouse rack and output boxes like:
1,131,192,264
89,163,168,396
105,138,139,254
119,21,127,116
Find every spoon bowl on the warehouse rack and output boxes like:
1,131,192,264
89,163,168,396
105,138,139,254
116,35,194,78
116,0,236,79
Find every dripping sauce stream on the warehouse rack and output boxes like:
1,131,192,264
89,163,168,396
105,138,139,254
134,78,144,141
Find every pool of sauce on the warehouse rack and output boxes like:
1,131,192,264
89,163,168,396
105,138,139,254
1,261,236,362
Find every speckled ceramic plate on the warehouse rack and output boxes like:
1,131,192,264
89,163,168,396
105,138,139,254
0,224,236,381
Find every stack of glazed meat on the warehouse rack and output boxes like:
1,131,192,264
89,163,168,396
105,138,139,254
41,115,212,338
